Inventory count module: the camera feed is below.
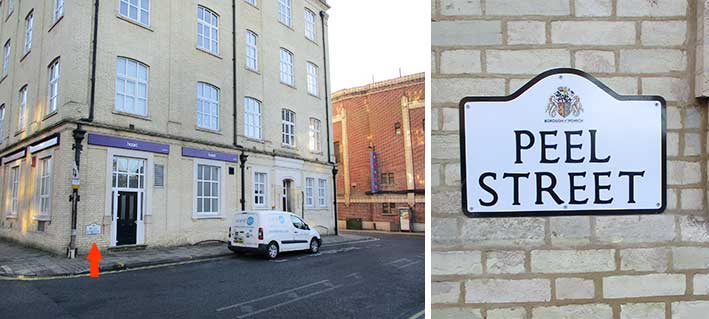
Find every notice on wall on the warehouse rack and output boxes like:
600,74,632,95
86,224,101,236
460,68,666,217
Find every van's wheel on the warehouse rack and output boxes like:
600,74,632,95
265,242,279,259
309,238,320,254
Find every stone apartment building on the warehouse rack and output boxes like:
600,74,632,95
332,74,425,232
0,0,335,256
433,0,709,318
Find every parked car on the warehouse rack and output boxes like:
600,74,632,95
228,211,321,259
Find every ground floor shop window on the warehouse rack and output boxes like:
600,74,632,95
8,165,20,217
112,157,145,189
305,177,314,207
382,203,396,215
318,178,327,207
254,172,267,207
37,156,52,218
196,164,220,215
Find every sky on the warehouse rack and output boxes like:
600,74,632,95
327,0,429,92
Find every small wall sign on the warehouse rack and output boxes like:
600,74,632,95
460,68,665,217
86,224,101,236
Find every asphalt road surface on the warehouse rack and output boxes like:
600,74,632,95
0,232,424,319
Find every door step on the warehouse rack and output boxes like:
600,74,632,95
108,244,147,252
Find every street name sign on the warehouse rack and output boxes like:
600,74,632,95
460,68,666,217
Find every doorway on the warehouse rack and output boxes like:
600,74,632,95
282,179,294,212
111,156,146,246
116,191,139,245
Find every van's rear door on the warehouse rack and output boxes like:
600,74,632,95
233,213,259,248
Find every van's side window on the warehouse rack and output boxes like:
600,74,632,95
290,215,305,230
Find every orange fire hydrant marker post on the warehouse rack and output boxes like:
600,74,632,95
86,243,103,278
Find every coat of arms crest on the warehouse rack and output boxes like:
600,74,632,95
546,87,583,118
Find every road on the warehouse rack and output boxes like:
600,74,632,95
0,232,424,319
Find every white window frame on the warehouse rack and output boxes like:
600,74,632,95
115,57,149,116
253,171,268,208
0,104,5,143
197,6,219,55
279,48,294,86
24,12,33,54
305,177,314,208
196,82,219,130
304,9,316,41
245,30,258,71
278,0,291,27
47,59,60,114
18,85,27,131
309,118,321,153
317,178,327,207
35,154,53,220
307,62,319,96
193,160,224,217
53,0,64,22
119,0,150,26
7,164,19,218
281,109,295,147
3,40,10,76
244,97,262,139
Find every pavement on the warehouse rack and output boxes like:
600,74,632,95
0,233,375,278
0,232,424,319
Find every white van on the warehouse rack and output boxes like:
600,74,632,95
228,211,322,259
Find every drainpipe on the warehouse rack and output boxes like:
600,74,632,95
320,11,338,235
239,151,249,211
81,0,99,122
232,0,238,148
233,0,248,212
67,0,98,258
68,126,86,258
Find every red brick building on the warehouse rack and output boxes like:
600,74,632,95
332,74,425,232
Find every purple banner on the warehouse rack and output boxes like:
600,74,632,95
182,147,238,163
370,151,379,193
87,134,170,154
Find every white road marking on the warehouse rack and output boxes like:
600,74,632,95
385,258,410,266
407,309,425,319
396,260,421,269
235,284,344,318
321,238,379,248
216,280,329,312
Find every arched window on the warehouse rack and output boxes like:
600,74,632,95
115,57,149,116
47,59,60,114
197,6,219,54
197,82,219,130
281,109,295,147
244,97,261,139
279,48,294,85
304,9,316,41
245,31,258,71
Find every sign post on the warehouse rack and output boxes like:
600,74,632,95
460,68,665,217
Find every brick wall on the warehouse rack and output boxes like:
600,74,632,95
333,75,425,230
432,0,709,317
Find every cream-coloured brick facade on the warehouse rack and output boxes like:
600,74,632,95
0,0,335,255
433,0,709,318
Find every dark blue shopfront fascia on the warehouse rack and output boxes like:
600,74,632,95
182,147,238,163
87,134,170,154
87,134,238,163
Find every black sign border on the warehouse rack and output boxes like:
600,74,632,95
459,68,667,218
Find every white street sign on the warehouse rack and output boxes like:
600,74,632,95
460,68,665,217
